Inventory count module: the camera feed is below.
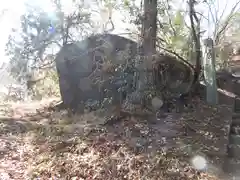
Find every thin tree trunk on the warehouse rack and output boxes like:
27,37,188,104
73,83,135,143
189,0,202,93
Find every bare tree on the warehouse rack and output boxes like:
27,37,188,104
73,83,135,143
189,0,201,84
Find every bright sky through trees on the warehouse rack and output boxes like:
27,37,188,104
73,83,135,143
0,0,239,66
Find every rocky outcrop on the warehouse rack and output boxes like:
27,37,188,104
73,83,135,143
55,34,196,112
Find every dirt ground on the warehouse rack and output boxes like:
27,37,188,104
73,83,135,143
0,96,232,180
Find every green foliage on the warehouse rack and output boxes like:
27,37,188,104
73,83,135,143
5,1,91,82
158,5,191,60
124,0,130,7
6,9,56,80
214,11,240,69
173,10,184,26
32,70,60,100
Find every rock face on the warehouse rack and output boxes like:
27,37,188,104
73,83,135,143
55,34,138,111
55,33,196,112
152,54,195,97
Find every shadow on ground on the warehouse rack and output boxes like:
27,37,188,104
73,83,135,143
0,93,233,180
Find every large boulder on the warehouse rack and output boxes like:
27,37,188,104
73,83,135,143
55,34,138,111
152,54,195,97
55,33,196,112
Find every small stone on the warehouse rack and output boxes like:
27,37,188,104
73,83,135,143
151,96,163,110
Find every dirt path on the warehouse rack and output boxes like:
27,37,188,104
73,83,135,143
0,98,59,179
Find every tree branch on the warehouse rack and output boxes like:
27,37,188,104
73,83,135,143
156,43,195,71
214,0,240,44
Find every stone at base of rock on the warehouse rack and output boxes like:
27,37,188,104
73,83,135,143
151,96,163,110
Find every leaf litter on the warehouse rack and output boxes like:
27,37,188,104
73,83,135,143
0,97,232,180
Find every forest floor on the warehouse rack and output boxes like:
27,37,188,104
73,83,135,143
0,96,233,180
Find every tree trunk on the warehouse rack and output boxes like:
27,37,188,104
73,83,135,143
189,0,201,89
137,0,157,91
142,0,157,55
